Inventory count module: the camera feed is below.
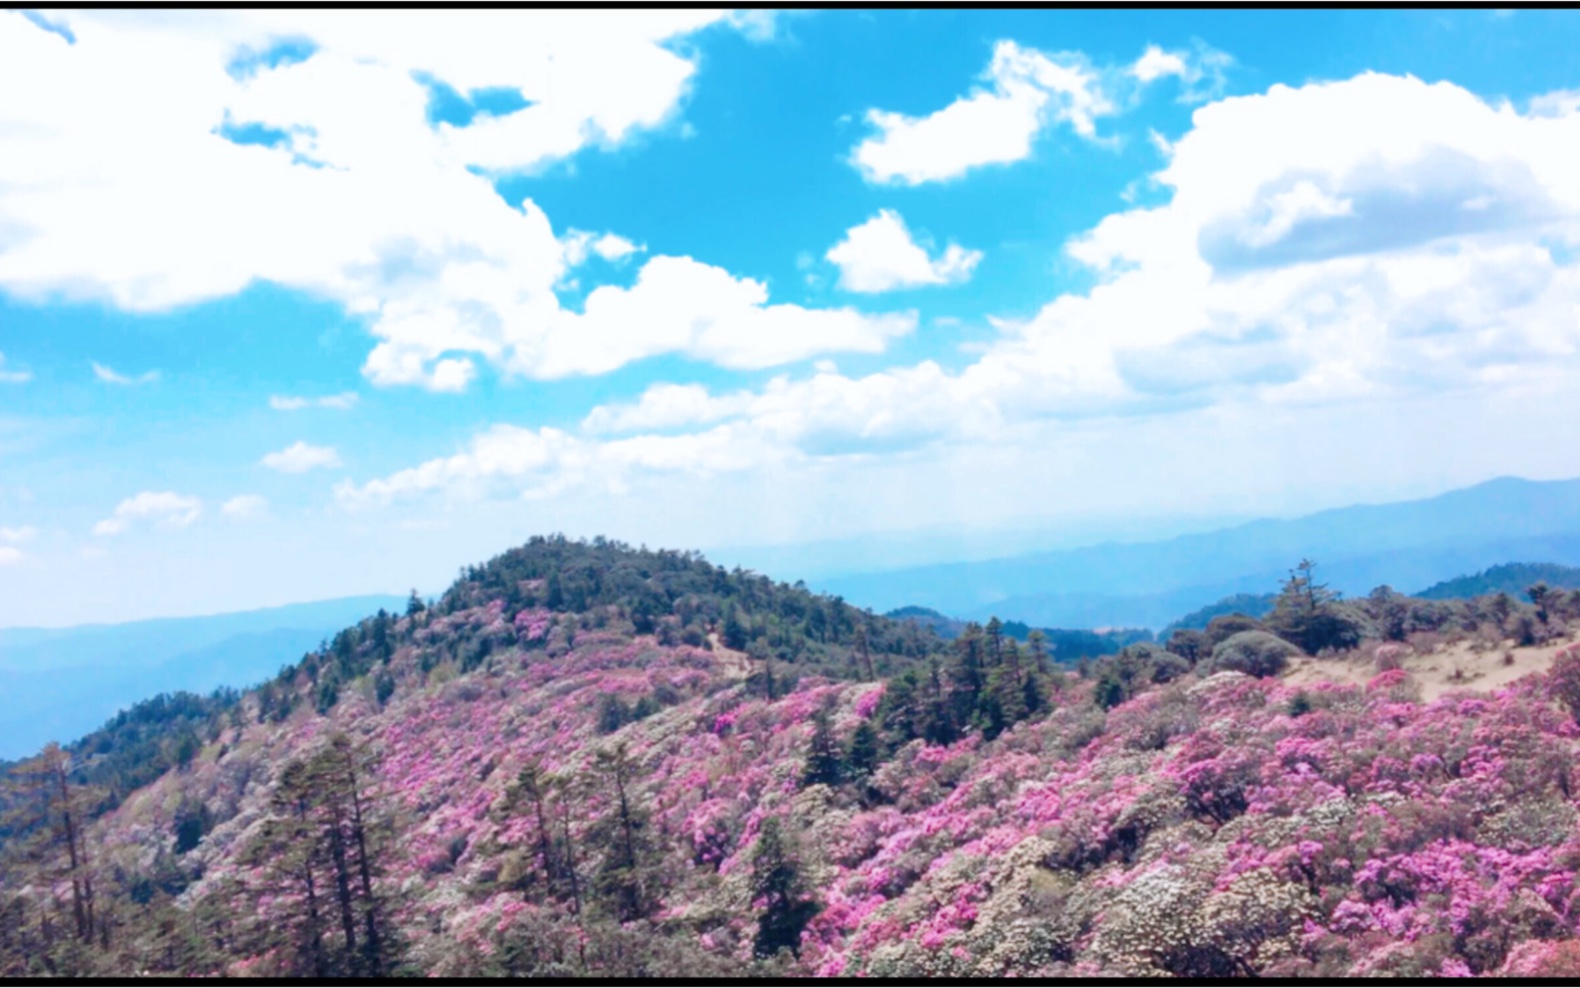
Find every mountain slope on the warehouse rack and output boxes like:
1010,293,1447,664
818,476,1580,627
8,536,1580,978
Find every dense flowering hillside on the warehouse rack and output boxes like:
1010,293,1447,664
6,540,1580,978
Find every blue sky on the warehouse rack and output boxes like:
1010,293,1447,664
3,9,1580,626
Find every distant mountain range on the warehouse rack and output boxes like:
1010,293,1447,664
1416,562,1580,601
9,474,1580,759
884,606,1151,659
0,595,405,759
1158,593,1279,636
817,476,1580,630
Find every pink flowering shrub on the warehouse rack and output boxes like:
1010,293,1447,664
1499,938,1580,977
74,594,1580,979
853,685,885,720
1374,642,1410,672
1547,643,1580,722
513,608,554,642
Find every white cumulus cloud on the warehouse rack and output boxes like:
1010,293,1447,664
342,71,1580,511
852,40,1114,185
511,255,916,378
0,525,37,543
93,491,202,536
825,209,983,293
591,233,642,261
261,441,342,473
0,11,885,393
0,546,23,566
1131,45,1188,83
1527,88,1580,119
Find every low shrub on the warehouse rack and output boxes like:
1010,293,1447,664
1203,631,1300,678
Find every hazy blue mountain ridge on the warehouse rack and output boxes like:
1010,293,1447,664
10,474,1580,758
0,595,405,758
820,477,1580,628
883,607,1151,658
1417,562,1580,601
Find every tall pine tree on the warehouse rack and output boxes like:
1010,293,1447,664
749,818,819,959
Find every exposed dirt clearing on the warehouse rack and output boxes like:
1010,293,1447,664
1282,632,1578,702
706,632,754,680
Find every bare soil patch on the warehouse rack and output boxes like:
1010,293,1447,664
1283,631,1578,702
705,631,754,680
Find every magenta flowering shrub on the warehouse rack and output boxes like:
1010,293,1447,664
852,685,885,721
67,594,1580,978
1499,937,1580,976
1548,643,1580,722
513,608,554,643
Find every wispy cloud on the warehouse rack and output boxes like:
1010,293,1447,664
1128,42,1232,103
0,525,38,544
92,361,159,385
261,441,341,474
0,353,32,384
562,230,645,267
851,41,1114,186
92,491,202,536
851,39,1233,186
221,494,268,518
269,392,359,411
0,526,36,563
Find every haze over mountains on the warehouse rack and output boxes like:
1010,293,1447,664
7,474,1579,760
816,476,1580,629
0,595,404,759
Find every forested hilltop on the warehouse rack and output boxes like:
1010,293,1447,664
6,537,1580,977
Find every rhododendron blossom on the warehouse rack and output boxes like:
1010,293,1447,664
50,586,1580,978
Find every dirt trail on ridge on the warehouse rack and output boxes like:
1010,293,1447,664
1282,631,1577,702
705,632,754,680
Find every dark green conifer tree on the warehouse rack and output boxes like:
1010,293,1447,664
845,720,881,780
722,608,749,651
588,742,657,922
801,708,844,788
749,818,818,959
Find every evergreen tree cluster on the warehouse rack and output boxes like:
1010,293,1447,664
876,617,1055,749
887,606,1153,660
234,735,399,977
443,535,940,679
